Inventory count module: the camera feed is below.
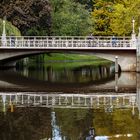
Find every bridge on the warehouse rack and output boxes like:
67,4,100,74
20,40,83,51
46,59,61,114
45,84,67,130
1,19,140,71
0,35,137,71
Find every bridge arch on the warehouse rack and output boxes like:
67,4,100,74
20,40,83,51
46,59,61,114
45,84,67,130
88,49,136,72
0,48,136,71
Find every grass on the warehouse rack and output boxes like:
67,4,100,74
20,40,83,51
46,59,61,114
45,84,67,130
44,53,104,61
22,53,113,70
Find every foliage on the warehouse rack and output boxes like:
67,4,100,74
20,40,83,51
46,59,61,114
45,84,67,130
0,19,21,36
110,0,140,36
0,0,52,35
91,0,114,35
50,0,92,36
91,0,140,36
74,0,95,10
1,0,140,36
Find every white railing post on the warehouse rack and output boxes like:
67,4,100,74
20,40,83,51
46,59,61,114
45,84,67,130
28,39,30,47
71,37,73,47
15,37,18,47
9,37,11,47
34,37,36,47
46,37,49,47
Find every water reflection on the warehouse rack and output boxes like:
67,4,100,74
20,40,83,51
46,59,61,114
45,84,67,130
0,92,139,140
0,93,137,110
0,60,138,139
0,67,136,93
16,63,115,84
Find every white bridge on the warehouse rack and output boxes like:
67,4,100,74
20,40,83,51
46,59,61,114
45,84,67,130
0,18,139,72
0,36,137,71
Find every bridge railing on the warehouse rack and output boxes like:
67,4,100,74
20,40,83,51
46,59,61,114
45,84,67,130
0,36,132,48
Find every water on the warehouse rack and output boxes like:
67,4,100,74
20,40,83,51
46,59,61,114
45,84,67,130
0,92,139,140
0,58,139,140
0,63,135,93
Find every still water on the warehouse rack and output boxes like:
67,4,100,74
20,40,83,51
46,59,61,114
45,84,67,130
0,58,139,140
0,92,139,140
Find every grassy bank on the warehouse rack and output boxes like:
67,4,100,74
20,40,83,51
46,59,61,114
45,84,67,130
20,53,113,70
44,53,103,61
43,60,113,70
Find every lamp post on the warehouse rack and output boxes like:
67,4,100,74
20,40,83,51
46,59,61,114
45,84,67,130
131,18,136,47
132,18,135,34
1,19,7,47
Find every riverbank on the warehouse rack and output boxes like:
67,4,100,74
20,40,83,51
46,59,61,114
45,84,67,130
18,53,112,69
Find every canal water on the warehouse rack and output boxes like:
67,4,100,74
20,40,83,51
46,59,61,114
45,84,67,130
0,56,139,140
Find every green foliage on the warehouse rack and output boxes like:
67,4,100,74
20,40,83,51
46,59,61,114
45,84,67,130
74,0,94,10
91,0,114,35
0,0,51,36
0,19,21,36
50,0,93,36
110,0,140,36
2,0,140,36
92,0,140,36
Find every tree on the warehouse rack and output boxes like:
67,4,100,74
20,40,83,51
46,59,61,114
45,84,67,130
110,0,140,36
0,19,21,36
50,0,92,36
91,0,140,36
91,0,114,35
74,0,95,11
0,0,52,35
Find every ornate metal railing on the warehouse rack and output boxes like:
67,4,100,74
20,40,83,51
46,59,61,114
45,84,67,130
0,36,132,48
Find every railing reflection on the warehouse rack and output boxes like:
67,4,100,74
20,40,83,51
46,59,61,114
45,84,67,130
0,92,137,113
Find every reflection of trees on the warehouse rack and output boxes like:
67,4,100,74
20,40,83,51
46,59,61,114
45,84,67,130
0,108,52,140
54,108,94,139
93,108,140,140
17,62,114,84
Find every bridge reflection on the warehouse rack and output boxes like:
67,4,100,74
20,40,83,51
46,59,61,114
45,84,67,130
0,92,137,113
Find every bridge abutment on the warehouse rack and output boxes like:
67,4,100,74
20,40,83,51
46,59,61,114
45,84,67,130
136,28,140,72
91,50,136,72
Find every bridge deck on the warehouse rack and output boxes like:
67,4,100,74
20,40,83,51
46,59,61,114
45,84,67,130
0,46,136,49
